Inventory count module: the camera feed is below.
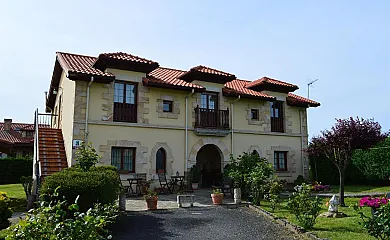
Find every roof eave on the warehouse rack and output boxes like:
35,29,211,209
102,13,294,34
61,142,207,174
222,88,275,101
142,77,205,92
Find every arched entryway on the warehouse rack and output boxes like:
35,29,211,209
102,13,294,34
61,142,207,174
196,144,222,187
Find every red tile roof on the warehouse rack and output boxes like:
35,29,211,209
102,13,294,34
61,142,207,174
189,65,235,77
224,79,275,100
287,93,320,107
146,67,204,89
56,52,114,78
97,52,158,65
246,76,299,90
0,122,34,144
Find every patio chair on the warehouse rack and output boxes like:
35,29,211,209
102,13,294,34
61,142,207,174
212,176,233,197
183,171,193,192
158,173,173,194
120,179,131,197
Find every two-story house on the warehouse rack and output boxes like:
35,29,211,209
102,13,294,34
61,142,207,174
38,51,319,186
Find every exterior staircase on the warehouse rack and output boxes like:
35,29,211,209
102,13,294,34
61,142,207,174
38,128,68,179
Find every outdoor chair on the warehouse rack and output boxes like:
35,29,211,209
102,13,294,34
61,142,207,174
120,179,131,197
183,171,193,192
158,173,173,194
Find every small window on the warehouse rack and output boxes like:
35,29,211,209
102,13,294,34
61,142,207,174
274,151,287,171
111,147,136,172
251,109,259,120
163,100,173,112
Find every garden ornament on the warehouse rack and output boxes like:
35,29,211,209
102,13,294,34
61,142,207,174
328,195,339,213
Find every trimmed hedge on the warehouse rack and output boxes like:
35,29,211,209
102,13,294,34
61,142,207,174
0,158,32,184
40,166,121,212
309,155,387,185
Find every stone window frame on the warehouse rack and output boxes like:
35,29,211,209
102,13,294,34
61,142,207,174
246,105,267,126
265,145,296,177
99,140,148,176
149,143,174,178
157,95,180,119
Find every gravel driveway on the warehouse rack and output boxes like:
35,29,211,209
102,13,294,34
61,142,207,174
111,206,299,240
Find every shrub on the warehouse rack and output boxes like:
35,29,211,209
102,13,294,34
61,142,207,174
293,175,308,186
40,166,121,212
0,158,32,184
20,176,33,199
286,183,322,230
6,189,119,240
75,142,100,171
0,192,13,226
263,176,284,212
224,153,274,201
354,201,390,240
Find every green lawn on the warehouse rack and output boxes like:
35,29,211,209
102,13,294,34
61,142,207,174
260,197,375,240
329,185,390,194
0,184,25,199
0,184,26,212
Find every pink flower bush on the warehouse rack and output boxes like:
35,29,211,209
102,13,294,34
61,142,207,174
359,196,389,208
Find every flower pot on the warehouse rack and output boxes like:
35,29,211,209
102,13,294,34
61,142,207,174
234,188,242,204
192,183,199,190
211,193,224,205
146,197,158,210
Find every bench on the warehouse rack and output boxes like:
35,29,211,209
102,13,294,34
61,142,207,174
177,194,195,208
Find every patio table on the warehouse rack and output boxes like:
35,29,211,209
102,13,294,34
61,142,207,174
171,175,185,192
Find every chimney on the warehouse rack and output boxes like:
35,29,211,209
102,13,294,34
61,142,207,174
4,119,12,131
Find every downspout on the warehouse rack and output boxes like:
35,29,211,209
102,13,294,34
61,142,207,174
230,95,241,157
85,76,94,143
185,89,195,170
299,109,305,178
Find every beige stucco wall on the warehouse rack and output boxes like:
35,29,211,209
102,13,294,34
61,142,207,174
52,71,76,166
63,70,311,182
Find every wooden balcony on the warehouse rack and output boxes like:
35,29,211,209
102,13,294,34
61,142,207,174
113,103,137,123
271,117,284,133
194,106,230,129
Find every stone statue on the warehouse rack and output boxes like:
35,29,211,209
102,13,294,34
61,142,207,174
328,195,339,213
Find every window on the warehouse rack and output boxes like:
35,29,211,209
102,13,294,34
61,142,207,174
156,148,166,173
200,93,218,110
274,151,287,171
113,82,137,122
25,131,34,137
270,101,284,132
162,100,173,112
251,109,259,120
111,147,136,172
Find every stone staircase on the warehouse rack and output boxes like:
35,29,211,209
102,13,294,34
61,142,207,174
38,128,68,178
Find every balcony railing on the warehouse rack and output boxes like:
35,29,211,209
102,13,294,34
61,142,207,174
194,106,229,129
113,103,137,123
37,113,59,129
271,117,284,132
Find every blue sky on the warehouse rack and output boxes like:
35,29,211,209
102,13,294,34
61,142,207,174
0,0,389,137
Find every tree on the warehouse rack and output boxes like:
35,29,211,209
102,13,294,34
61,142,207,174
307,117,388,206
353,137,390,181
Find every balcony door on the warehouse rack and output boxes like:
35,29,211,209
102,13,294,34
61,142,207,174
113,82,137,123
198,93,219,128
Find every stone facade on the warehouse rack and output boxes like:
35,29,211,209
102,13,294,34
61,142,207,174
99,140,149,174
266,145,297,178
101,83,114,121
74,81,87,121
246,102,270,131
149,142,174,178
188,137,230,170
156,95,180,119
284,103,294,134
138,85,150,124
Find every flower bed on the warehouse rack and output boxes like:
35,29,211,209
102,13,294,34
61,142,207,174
359,196,389,208
312,182,331,192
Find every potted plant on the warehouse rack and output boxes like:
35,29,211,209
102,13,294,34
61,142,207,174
0,192,13,230
211,188,224,205
144,188,158,210
140,180,151,195
190,165,201,190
